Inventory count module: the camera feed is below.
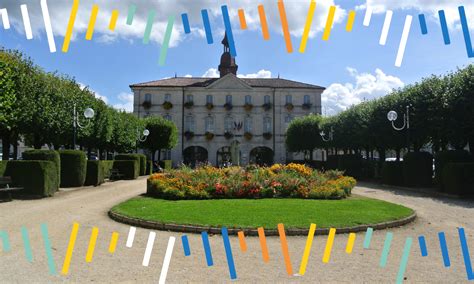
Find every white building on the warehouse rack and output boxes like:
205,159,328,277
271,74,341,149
131,35,324,167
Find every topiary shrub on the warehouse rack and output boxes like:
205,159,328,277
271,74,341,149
114,154,146,175
85,161,105,186
146,160,153,175
4,161,58,197
441,163,474,195
434,150,472,190
138,154,146,176
403,151,433,187
22,150,61,188
59,150,87,187
101,161,114,179
0,161,8,176
381,161,404,186
326,155,364,179
113,160,139,180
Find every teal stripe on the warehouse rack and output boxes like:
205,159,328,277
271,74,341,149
396,237,413,284
379,232,393,267
126,4,137,25
363,227,373,249
0,230,11,252
159,15,176,66
21,226,33,262
40,224,57,275
143,10,156,44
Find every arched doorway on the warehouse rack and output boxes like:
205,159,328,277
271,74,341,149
183,146,208,168
217,146,242,167
249,147,274,166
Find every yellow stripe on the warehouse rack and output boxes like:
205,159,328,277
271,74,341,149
109,10,119,31
62,0,80,53
346,233,356,254
346,10,356,32
86,4,99,40
299,0,316,53
298,223,316,275
85,227,99,262
322,228,336,263
322,6,336,41
109,232,119,254
61,222,80,275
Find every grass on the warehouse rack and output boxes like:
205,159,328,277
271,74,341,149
111,195,414,229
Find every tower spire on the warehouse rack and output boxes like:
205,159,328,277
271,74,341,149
218,33,238,77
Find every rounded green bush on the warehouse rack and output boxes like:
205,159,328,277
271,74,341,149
22,150,61,188
59,150,87,187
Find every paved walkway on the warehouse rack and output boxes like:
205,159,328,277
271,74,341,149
0,178,473,283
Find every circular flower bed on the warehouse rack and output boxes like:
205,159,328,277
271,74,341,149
147,164,356,200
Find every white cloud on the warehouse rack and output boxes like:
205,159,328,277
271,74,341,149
202,68,220,78
322,67,404,115
78,82,108,103
113,92,134,113
202,68,272,78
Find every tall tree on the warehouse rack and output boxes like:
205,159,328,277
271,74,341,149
141,116,178,162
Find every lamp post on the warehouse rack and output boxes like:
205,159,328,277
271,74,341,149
387,105,411,152
320,127,334,161
136,128,150,153
73,103,95,149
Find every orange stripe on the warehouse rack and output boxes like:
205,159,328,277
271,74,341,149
258,5,270,40
238,9,247,30
258,227,270,262
278,224,293,275
278,0,293,53
238,231,247,252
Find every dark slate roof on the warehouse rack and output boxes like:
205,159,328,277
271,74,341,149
130,77,325,90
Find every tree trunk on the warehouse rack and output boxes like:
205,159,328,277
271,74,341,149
13,141,18,160
2,134,10,161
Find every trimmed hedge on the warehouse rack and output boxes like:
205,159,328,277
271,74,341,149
403,152,433,187
4,161,58,197
59,150,87,187
381,161,404,186
146,160,153,175
22,150,61,188
434,150,472,189
113,160,139,180
85,161,105,186
139,155,146,175
327,154,365,179
0,161,7,176
441,163,474,195
102,161,114,179
115,154,147,175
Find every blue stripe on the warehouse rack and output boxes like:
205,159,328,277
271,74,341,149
379,232,393,267
418,14,428,35
0,230,11,252
221,227,237,280
396,238,413,284
201,232,213,266
458,228,474,280
181,235,191,256
181,13,191,34
459,6,474,58
221,5,237,57
201,9,213,44
363,227,373,249
438,232,451,267
40,224,57,275
21,226,33,262
438,10,451,45
418,235,428,257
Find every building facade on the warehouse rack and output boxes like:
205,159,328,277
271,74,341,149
131,36,324,167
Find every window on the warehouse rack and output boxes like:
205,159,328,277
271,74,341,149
205,116,214,132
304,95,310,104
244,117,252,132
226,95,232,104
206,95,213,104
144,93,152,102
285,115,293,128
264,95,271,104
164,94,171,102
264,117,272,133
161,150,171,160
285,95,292,104
245,95,252,104
185,115,195,132
224,116,234,132
163,114,172,121
186,95,193,103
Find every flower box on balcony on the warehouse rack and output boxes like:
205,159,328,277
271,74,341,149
285,103,294,111
142,101,152,109
262,103,272,111
206,103,214,110
205,132,215,141
263,132,273,140
244,132,253,140
184,131,194,140
184,101,194,109
244,103,253,111
163,101,173,110
224,131,234,140
302,103,312,110
224,103,233,111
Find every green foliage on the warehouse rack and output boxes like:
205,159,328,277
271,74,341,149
0,161,8,176
327,155,364,179
434,150,472,189
381,161,404,186
59,150,87,187
141,116,178,161
113,160,139,180
441,163,474,195
403,152,433,187
146,160,153,175
101,160,115,179
285,114,323,158
4,161,58,197
138,154,147,175
85,160,105,186
22,150,60,188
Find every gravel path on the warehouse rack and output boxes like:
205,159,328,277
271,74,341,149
0,178,473,283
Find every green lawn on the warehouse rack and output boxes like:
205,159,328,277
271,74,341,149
111,195,414,229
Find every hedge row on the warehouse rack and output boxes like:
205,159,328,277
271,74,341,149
23,150,61,188
113,160,139,180
0,161,7,176
60,150,87,187
4,161,58,197
115,154,147,176
442,163,474,195
434,150,472,189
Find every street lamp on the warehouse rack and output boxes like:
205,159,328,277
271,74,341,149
320,127,334,142
73,103,95,149
387,105,411,151
136,128,150,153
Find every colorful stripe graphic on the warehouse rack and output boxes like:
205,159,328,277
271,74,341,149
258,4,270,40
158,237,176,284
85,4,99,40
126,227,136,248
379,232,393,267
396,237,412,284
21,226,33,262
238,231,247,252
222,227,237,280
438,232,451,267
20,4,33,39
62,0,80,53
322,5,336,41
181,235,191,256
126,4,137,25
158,15,175,66
61,222,80,275
363,6,373,26
0,8,10,29
109,232,119,254
221,5,237,57
299,223,316,275
278,0,293,53
238,9,247,30
395,15,413,67
109,10,119,31
201,232,213,266
438,10,450,45
40,0,56,52
278,224,293,275
418,235,427,256
458,228,474,280
258,227,270,263
143,10,156,44
85,227,99,262
346,233,356,254
459,6,474,58
181,13,191,34
201,9,213,44
379,10,393,45
363,227,373,249
0,230,11,252
419,14,428,35
142,231,156,267
299,0,316,53
322,228,336,263
346,10,356,32
40,224,57,275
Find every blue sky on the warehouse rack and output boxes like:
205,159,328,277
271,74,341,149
1,0,473,114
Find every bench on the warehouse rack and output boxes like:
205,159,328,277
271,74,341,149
0,177,23,201
109,169,124,181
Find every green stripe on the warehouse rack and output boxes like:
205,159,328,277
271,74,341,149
159,15,176,66
126,4,137,25
143,10,156,44
0,230,10,252
21,226,33,262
